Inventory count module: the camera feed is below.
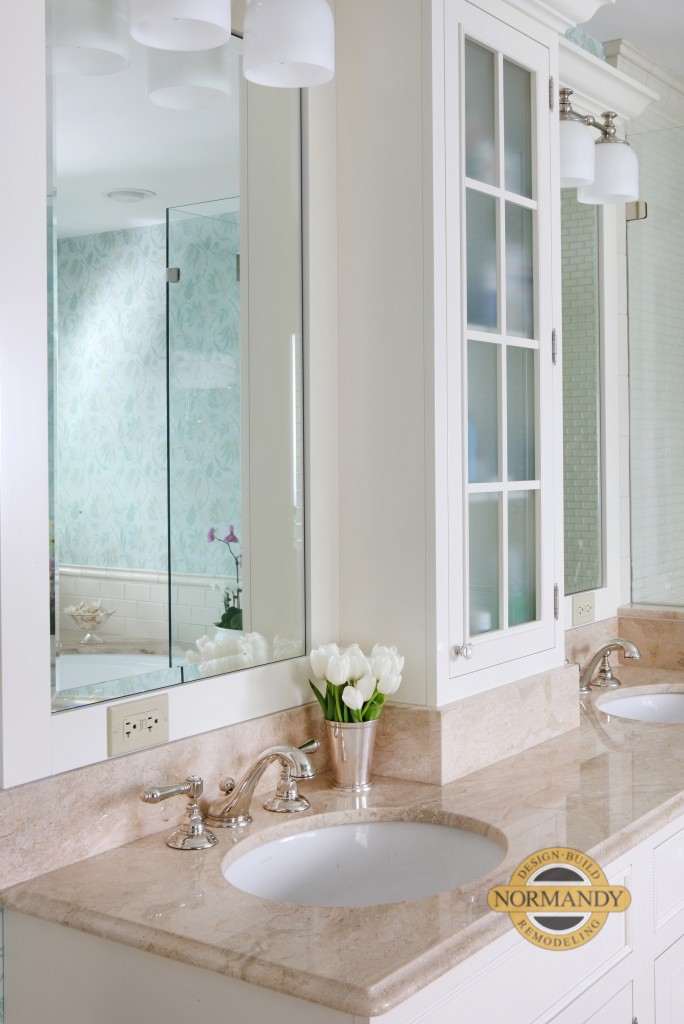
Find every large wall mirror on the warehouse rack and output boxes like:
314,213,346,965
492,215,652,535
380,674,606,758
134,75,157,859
47,2,305,711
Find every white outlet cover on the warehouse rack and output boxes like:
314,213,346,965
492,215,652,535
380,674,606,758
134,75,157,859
107,693,169,757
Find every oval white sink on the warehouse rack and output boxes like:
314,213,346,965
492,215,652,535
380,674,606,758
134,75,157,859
222,818,506,907
597,691,684,724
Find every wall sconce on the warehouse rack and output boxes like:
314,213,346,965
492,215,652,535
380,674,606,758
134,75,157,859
559,88,639,205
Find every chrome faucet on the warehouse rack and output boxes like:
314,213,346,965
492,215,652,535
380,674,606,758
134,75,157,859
578,638,641,693
205,742,317,829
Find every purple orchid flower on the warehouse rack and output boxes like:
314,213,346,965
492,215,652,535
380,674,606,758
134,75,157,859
224,526,239,544
207,527,216,543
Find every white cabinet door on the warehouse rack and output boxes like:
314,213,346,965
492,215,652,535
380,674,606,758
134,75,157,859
444,0,560,681
655,935,684,1023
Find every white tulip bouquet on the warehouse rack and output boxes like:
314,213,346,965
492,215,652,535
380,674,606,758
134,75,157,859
309,642,404,723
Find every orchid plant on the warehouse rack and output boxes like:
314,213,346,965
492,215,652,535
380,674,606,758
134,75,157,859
309,643,403,723
207,525,242,630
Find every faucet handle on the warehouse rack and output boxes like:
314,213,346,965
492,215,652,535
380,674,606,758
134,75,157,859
141,774,218,851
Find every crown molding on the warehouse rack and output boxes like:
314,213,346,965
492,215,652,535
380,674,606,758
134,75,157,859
559,37,659,123
508,0,613,35
603,39,684,129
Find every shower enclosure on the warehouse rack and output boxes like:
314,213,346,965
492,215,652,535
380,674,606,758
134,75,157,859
627,124,684,606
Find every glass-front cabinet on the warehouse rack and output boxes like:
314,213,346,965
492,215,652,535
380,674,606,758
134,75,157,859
445,1,558,679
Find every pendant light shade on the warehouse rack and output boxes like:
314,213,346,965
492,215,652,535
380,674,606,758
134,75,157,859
50,0,129,76
243,0,335,88
147,46,232,108
130,0,231,51
577,139,639,205
559,118,595,188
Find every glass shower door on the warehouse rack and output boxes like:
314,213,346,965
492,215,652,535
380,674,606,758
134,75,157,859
166,198,244,676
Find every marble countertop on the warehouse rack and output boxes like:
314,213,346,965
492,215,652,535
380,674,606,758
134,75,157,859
4,666,684,1017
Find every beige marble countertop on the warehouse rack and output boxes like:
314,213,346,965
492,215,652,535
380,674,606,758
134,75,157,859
5,666,684,1017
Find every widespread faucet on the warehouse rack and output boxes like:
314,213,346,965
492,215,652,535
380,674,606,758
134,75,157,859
578,638,641,693
205,743,317,829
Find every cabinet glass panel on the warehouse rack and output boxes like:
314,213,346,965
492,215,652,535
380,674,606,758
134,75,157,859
466,190,498,331
469,493,500,635
508,491,536,626
503,60,532,199
507,345,535,481
505,202,534,338
465,40,497,186
468,340,499,483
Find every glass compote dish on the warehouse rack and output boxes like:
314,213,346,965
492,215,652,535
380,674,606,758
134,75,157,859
64,601,115,645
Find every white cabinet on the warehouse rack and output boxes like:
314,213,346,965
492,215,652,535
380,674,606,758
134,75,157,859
655,937,684,1024
336,0,564,709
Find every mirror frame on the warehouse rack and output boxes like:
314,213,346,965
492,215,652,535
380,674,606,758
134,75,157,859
0,0,339,788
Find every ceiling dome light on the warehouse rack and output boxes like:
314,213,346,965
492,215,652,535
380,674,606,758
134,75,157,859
49,0,129,76
147,46,232,108
106,188,157,203
129,0,231,51
243,0,334,88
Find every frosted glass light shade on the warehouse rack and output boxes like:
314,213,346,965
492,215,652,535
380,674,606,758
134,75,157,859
130,0,231,51
50,0,129,75
147,46,232,108
244,0,335,88
559,118,595,188
577,140,639,205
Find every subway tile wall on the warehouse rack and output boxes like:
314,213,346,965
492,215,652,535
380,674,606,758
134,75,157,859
58,567,228,647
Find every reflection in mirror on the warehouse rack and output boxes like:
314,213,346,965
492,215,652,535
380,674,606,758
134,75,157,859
561,190,603,596
47,8,305,710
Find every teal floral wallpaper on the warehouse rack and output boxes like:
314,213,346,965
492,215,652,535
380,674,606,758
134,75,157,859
55,212,241,578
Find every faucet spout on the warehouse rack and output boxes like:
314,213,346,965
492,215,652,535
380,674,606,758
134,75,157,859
205,744,316,829
578,638,641,693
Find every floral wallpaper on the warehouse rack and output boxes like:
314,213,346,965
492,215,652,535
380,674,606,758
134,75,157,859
55,212,241,579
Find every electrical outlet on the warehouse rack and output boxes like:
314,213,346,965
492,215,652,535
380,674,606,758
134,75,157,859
107,694,169,757
572,592,596,626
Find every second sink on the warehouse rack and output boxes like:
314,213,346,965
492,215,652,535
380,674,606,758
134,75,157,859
222,816,506,907
597,690,684,724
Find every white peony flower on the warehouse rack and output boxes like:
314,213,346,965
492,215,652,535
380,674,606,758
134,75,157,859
326,652,351,685
356,673,377,701
310,642,339,679
342,684,364,710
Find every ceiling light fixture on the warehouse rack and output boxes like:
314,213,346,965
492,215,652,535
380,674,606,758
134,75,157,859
147,46,232,108
129,0,231,51
50,0,129,76
106,188,157,203
243,0,334,88
559,89,639,205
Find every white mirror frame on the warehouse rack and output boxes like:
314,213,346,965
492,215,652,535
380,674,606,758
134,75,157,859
0,0,339,789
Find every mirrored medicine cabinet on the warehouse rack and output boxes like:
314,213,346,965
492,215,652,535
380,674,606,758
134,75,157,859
47,5,305,711
0,0,338,789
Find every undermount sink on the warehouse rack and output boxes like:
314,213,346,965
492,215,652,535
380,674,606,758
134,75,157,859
596,690,684,724
222,817,506,907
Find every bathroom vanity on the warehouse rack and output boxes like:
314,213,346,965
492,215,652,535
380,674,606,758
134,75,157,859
4,669,684,1024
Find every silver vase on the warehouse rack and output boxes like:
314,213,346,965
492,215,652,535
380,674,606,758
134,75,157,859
324,719,378,792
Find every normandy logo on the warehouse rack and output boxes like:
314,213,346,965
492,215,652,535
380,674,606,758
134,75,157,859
487,847,631,950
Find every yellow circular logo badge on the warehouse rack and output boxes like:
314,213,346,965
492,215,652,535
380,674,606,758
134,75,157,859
487,847,631,950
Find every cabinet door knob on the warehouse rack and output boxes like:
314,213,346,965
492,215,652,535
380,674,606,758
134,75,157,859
453,643,474,660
